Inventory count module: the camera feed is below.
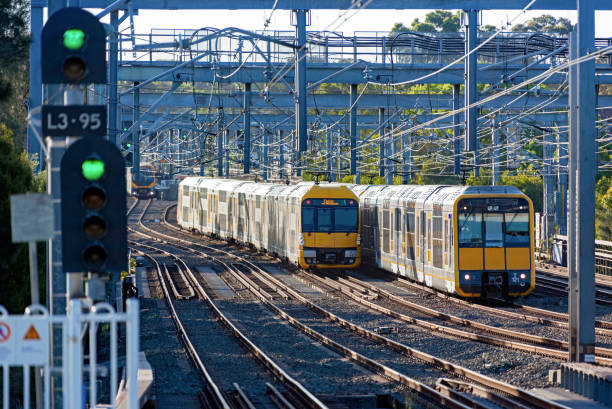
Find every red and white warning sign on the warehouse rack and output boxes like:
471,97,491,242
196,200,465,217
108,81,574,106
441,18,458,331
0,322,10,342
15,317,49,365
0,319,15,364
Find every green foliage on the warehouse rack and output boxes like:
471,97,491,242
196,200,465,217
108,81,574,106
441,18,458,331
0,0,29,150
0,124,46,313
464,165,543,213
502,165,543,213
341,174,355,183
595,176,612,240
465,168,493,186
405,10,461,33
511,14,572,34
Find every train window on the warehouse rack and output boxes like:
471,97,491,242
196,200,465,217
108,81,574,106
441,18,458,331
256,196,261,209
406,212,415,233
318,208,333,232
182,207,189,223
335,207,359,232
302,208,315,232
432,216,442,239
505,213,530,246
484,213,504,248
406,234,415,260
383,210,389,230
219,191,226,202
458,212,482,247
395,208,401,231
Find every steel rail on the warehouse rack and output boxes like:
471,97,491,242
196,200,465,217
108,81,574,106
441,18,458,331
131,201,329,409
155,203,569,409
129,248,232,409
391,274,612,335
149,205,474,408
316,273,612,363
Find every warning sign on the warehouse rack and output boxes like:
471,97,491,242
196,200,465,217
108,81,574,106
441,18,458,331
0,322,10,343
0,319,15,365
15,318,49,365
23,325,40,340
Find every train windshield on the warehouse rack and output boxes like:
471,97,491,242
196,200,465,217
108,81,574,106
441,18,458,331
301,198,358,233
458,197,530,248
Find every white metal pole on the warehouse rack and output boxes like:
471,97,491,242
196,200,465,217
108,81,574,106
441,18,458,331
126,299,139,409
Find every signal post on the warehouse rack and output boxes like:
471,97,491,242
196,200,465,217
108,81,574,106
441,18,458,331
41,7,128,405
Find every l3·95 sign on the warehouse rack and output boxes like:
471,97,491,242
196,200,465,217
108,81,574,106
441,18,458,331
42,105,107,137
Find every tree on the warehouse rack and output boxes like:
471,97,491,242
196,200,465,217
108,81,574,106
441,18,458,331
0,0,30,150
501,165,543,213
390,10,461,34
0,124,45,313
511,14,572,34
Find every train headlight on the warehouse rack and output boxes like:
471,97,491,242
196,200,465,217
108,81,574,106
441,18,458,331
520,273,527,280
356,234,361,245
299,234,304,246
303,249,316,258
464,274,470,281
345,249,357,258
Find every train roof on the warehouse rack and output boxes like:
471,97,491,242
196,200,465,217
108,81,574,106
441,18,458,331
180,179,526,206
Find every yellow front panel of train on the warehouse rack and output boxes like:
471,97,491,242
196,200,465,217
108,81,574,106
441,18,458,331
458,248,483,270
506,247,531,270
484,248,505,270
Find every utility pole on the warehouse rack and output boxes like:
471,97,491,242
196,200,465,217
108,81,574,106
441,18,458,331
350,84,358,181
491,120,500,186
243,83,251,174
294,9,308,176
453,84,462,175
569,0,597,363
132,82,140,184
463,10,479,176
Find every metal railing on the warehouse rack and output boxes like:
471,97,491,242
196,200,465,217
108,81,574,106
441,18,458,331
0,299,139,409
115,28,602,67
553,235,612,277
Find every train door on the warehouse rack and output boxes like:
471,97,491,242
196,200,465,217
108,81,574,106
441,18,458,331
418,210,426,282
193,189,199,228
394,207,402,273
189,189,195,230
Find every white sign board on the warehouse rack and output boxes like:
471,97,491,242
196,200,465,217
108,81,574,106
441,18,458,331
0,316,49,365
10,193,54,243
0,318,15,364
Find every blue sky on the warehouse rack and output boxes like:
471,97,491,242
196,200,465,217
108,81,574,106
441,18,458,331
101,9,612,37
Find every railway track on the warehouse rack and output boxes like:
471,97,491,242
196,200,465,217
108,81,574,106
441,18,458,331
134,200,573,409
128,200,330,409
295,270,612,364
535,267,612,306
391,273,612,336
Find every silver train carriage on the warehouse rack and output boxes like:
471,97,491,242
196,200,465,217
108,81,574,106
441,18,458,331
350,184,535,299
177,178,361,268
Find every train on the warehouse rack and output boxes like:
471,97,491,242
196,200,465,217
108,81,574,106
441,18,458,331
353,184,535,299
177,178,535,299
177,178,361,269
128,164,158,199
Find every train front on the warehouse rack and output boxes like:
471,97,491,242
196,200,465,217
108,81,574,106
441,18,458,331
455,193,535,299
299,185,361,269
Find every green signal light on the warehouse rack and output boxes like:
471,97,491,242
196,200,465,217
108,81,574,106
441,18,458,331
126,143,131,148
81,159,105,181
63,28,86,51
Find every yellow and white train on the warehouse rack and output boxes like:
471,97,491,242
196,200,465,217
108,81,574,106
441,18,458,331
353,184,535,299
177,178,534,299
177,178,361,269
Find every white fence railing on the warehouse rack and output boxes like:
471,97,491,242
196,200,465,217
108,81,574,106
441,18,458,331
0,299,139,409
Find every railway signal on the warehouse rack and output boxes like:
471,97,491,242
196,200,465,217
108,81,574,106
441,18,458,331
41,7,106,84
60,138,127,274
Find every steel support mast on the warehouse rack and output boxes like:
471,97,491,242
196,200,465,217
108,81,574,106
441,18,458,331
569,0,597,363
464,10,479,176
